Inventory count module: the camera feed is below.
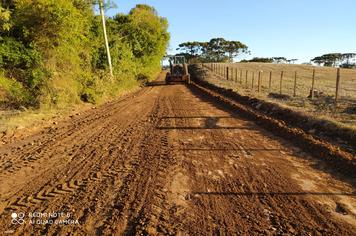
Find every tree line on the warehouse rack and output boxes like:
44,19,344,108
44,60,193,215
176,39,355,69
175,38,249,63
238,54,356,68
240,57,298,64
311,53,356,68
0,1,169,108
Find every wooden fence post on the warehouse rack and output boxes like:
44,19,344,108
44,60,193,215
252,71,255,90
335,68,341,108
226,67,229,80
245,70,248,87
258,71,261,92
280,71,284,94
269,71,272,92
240,70,243,84
293,71,297,97
235,68,238,82
311,69,315,99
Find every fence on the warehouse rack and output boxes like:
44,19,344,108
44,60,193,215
202,63,356,108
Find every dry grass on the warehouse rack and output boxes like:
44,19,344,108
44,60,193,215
203,63,356,129
214,62,356,99
0,104,89,136
0,83,141,136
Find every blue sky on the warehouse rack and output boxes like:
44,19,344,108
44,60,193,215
106,0,356,63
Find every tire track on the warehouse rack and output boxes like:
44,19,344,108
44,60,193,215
0,74,355,235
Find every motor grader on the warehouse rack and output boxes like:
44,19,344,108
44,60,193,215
165,56,190,84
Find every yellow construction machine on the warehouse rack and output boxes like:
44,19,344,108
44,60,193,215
165,56,190,84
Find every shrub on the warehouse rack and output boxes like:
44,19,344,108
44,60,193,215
0,37,41,69
0,74,32,107
0,2,169,109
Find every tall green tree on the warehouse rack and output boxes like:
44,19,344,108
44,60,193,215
112,4,169,77
341,53,356,68
177,41,204,57
223,40,248,62
176,38,248,62
311,53,343,67
204,38,228,62
0,2,169,107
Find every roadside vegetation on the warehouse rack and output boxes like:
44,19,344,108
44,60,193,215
0,1,169,133
0,1,169,110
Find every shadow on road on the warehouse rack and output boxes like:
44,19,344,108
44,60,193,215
160,116,233,119
146,81,167,87
178,148,282,152
184,80,356,190
157,126,255,130
192,191,356,197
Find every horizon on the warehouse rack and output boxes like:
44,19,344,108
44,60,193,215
106,0,356,63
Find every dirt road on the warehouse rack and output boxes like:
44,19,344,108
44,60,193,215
0,74,355,235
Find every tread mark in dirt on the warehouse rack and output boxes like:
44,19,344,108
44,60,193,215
0,123,139,214
1,118,153,224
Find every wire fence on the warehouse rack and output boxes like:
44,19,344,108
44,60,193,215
203,63,356,108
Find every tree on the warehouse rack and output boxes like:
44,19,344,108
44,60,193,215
107,4,169,79
286,59,298,64
176,38,248,63
272,57,287,64
116,4,169,59
341,53,356,68
204,38,228,62
311,53,343,67
0,2,169,107
177,41,204,57
241,57,273,63
223,40,248,62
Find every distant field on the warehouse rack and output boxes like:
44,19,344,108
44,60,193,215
211,62,356,99
202,63,356,128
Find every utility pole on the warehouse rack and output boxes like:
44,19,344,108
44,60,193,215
99,0,113,77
